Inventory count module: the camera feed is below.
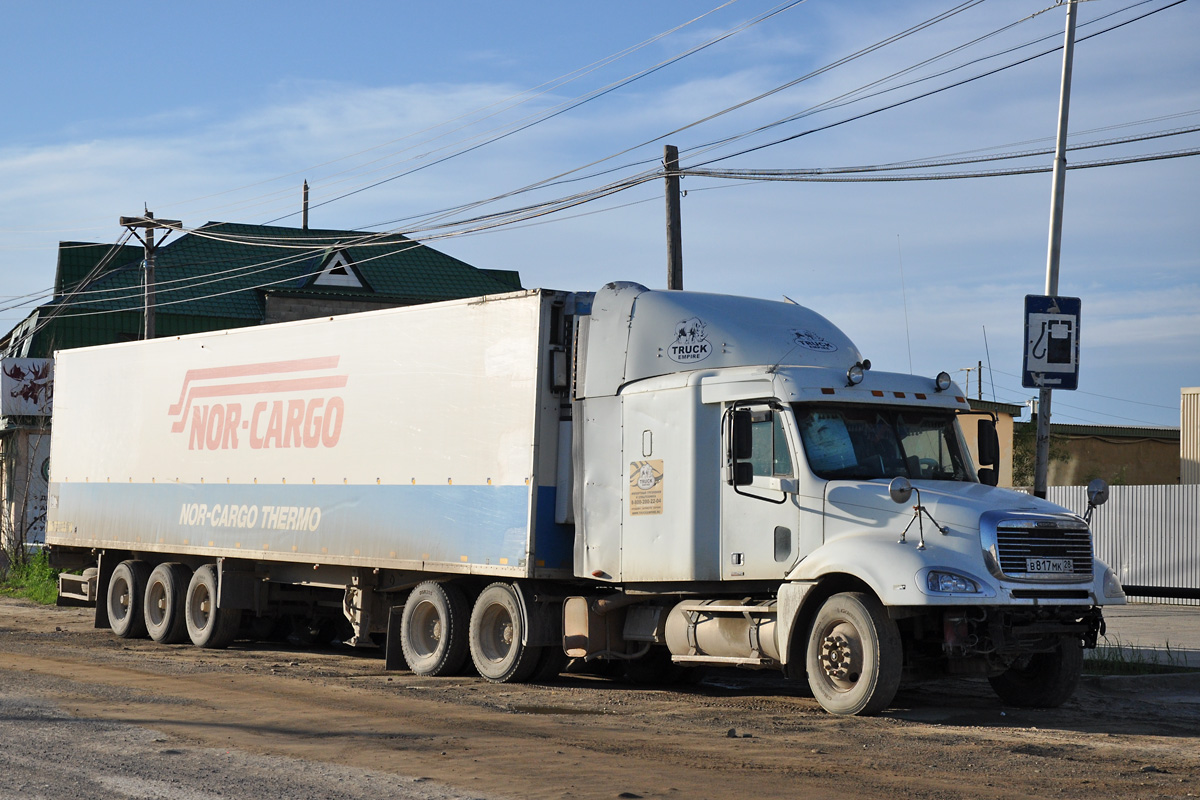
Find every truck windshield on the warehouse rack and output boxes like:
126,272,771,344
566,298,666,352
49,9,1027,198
792,404,973,482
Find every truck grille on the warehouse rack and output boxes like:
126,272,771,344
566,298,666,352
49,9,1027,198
980,513,1093,582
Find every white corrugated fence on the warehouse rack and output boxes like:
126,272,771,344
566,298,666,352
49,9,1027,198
1048,484,1200,606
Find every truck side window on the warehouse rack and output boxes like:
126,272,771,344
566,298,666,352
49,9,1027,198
748,409,793,478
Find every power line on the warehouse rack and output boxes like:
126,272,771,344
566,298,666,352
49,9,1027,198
685,0,1189,170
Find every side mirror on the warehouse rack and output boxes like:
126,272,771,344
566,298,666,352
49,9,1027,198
731,410,753,460
888,476,913,505
728,409,755,486
1084,478,1109,525
977,467,999,487
977,419,999,467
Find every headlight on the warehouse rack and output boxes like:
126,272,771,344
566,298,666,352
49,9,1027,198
927,571,979,594
1102,566,1126,600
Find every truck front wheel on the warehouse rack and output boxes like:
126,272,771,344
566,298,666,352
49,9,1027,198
107,560,152,639
987,638,1083,708
469,582,542,683
805,592,902,716
184,564,241,649
401,581,470,676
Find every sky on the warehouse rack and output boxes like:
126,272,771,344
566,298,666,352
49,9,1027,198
1,0,1197,428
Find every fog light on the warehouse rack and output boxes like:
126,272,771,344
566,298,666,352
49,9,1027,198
927,571,978,594
935,372,952,392
1102,566,1126,600
847,363,865,386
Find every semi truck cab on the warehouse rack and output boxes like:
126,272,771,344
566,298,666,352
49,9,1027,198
565,282,1124,714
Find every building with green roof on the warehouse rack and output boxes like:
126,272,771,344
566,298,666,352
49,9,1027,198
1,221,522,358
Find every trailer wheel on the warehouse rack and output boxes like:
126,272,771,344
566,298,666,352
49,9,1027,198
806,592,902,716
107,560,152,639
401,581,470,676
988,637,1083,708
144,562,192,644
469,582,542,683
184,564,241,649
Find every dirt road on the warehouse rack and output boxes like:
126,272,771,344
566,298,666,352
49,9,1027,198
1,597,1197,800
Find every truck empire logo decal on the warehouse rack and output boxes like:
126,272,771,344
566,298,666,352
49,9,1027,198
167,356,348,451
790,329,837,352
667,316,712,363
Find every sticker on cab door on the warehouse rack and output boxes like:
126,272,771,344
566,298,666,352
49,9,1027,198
629,460,664,516
667,317,712,363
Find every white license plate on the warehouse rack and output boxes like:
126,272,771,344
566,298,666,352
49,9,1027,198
1026,557,1073,573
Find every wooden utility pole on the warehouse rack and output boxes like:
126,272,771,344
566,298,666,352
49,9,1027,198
119,212,181,340
664,145,683,290
302,180,310,230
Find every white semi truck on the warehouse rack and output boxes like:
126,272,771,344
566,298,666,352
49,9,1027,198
47,282,1124,715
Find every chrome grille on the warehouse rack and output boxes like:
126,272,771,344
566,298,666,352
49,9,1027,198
980,512,1094,582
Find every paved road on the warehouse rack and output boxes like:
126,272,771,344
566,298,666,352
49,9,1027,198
1099,602,1200,668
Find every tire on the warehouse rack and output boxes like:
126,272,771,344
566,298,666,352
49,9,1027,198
805,592,902,716
531,644,569,683
988,638,1083,708
107,560,152,639
469,582,542,683
144,562,192,644
184,564,241,649
401,581,470,676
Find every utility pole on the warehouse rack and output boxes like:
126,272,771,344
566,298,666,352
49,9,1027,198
664,145,683,290
302,180,310,230
1034,0,1078,499
120,212,181,341
960,365,976,400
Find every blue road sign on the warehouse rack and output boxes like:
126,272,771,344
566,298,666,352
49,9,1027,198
1023,295,1081,390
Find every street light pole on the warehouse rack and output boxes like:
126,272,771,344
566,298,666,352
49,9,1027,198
1034,0,1078,499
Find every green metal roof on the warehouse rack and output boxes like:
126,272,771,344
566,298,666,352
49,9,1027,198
46,222,522,320
967,398,1025,417
3,222,522,358
1015,420,1180,441
55,242,143,296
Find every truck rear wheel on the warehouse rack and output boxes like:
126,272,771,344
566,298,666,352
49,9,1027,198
144,562,192,644
988,637,1083,708
469,582,542,683
107,560,152,639
184,564,241,649
401,581,470,676
805,592,902,716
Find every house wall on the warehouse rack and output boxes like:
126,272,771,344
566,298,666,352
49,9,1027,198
960,411,1015,487
263,296,418,325
1184,387,1200,484
0,428,50,548
1048,435,1181,486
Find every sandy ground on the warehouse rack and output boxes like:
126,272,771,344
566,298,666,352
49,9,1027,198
1,596,1198,800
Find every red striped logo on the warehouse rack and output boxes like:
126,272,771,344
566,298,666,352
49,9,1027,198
168,357,348,451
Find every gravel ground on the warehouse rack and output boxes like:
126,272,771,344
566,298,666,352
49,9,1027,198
2,597,1199,800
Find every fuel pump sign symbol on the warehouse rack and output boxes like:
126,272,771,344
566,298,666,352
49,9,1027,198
1022,295,1081,390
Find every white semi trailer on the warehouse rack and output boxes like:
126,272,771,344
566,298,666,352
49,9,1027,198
47,282,1124,715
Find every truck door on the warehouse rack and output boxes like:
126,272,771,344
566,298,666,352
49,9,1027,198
719,403,803,581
